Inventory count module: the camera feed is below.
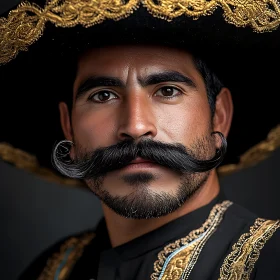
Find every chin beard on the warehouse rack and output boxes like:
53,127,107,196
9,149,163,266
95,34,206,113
87,171,210,219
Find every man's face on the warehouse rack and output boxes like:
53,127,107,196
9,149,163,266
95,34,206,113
64,45,219,218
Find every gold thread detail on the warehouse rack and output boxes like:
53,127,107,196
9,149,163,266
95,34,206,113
218,125,280,176
151,200,233,280
37,232,95,280
0,0,140,65
1,0,280,65
143,0,280,32
0,142,84,187
219,218,280,280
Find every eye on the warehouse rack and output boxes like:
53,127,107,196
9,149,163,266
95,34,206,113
154,86,183,99
89,90,118,103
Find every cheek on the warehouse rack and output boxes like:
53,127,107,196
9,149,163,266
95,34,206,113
158,96,211,144
71,107,117,147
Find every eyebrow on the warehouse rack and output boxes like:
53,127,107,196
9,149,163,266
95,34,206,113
138,71,197,88
76,76,125,100
75,71,197,101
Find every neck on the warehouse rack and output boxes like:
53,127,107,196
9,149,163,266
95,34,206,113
102,171,220,248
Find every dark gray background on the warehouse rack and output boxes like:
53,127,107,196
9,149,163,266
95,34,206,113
1,148,280,280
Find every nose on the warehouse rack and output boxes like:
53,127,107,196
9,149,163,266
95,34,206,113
117,92,157,141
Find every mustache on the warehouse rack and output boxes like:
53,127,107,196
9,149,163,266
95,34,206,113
52,132,227,179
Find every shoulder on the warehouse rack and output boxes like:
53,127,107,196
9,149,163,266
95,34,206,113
220,201,259,236
225,203,280,252
18,230,95,280
218,201,280,279
219,210,280,280
251,219,280,279
225,202,259,223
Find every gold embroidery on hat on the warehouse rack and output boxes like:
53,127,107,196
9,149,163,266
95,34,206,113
38,232,95,280
218,125,280,176
150,200,233,280
0,0,140,65
1,0,280,65
0,142,85,187
219,218,280,280
143,0,280,33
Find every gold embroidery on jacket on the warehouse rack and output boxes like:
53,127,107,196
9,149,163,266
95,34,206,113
151,200,233,280
38,232,95,280
1,0,280,65
219,218,280,280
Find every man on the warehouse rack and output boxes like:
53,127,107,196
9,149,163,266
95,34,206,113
0,1,280,279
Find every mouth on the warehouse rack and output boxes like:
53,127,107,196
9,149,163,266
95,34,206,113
129,157,155,164
120,157,158,171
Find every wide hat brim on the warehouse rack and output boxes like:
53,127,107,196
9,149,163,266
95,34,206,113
0,0,280,187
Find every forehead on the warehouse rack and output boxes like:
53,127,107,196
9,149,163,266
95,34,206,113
76,45,198,77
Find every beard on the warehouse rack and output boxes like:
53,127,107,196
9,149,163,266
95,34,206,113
87,170,209,219
52,131,226,219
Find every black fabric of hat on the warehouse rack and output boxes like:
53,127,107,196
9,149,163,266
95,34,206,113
0,0,280,186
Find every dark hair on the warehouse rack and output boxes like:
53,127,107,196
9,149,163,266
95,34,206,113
194,57,224,117
63,54,224,118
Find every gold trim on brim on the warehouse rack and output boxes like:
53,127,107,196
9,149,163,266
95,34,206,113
1,0,280,65
0,125,279,187
0,142,84,187
217,125,280,176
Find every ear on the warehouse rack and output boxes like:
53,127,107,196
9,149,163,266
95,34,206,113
213,88,233,138
59,102,73,141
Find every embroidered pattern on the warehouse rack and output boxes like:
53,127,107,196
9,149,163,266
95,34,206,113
1,0,280,65
151,200,233,280
219,218,280,280
143,0,280,31
38,232,95,280
0,0,140,65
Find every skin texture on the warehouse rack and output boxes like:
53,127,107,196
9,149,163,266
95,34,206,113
59,45,233,247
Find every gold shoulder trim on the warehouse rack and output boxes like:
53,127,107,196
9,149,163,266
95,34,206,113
151,200,233,280
38,232,95,280
219,218,280,280
1,0,280,65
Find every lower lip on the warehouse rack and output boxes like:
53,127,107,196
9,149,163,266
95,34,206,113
121,162,159,171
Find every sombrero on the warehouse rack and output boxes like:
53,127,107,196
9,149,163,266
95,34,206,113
0,0,280,187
